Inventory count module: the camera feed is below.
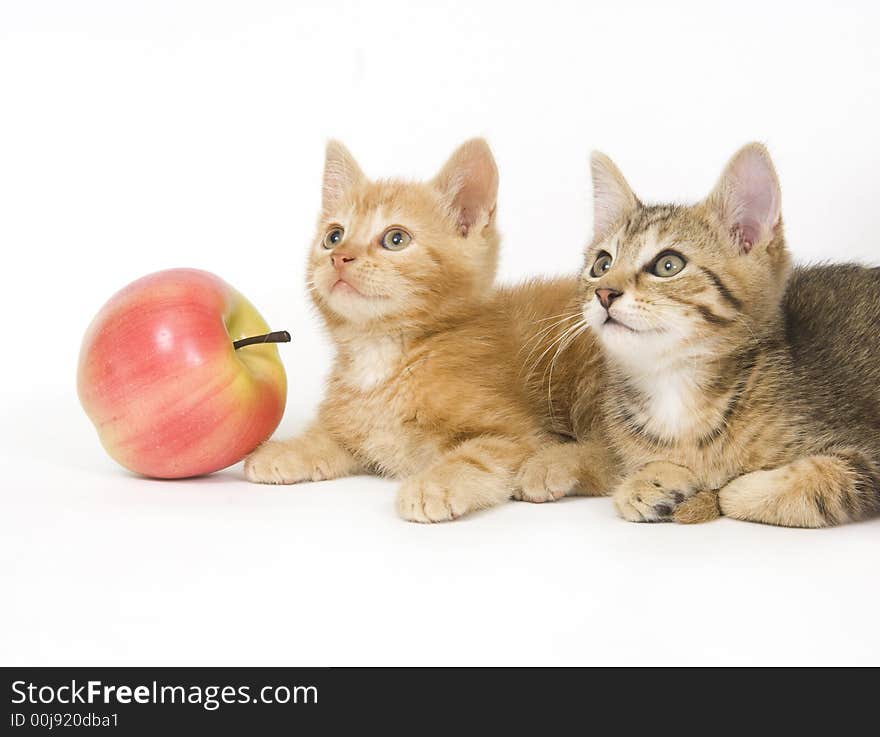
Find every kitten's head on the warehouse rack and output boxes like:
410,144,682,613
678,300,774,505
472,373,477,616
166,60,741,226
307,139,499,330
581,143,791,368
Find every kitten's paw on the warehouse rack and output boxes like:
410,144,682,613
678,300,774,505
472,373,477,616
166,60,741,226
612,461,700,522
397,475,460,523
718,462,840,528
515,445,580,503
396,465,509,523
244,439,333,485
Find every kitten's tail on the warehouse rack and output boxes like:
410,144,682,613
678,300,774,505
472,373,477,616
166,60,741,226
674,490,722,524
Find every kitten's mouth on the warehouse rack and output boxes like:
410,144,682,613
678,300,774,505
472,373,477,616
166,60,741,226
331,279,367,297
601,315,663,336
330,278,388,300
603,315,637,332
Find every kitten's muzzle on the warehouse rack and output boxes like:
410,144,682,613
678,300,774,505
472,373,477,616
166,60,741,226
595,288,623,310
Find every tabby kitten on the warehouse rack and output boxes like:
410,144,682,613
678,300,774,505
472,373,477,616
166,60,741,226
244,139,602,521
566,143,880,527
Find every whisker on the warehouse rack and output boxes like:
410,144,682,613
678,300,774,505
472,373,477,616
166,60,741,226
523,311,581,338
518,312,583,367
532,317,585,381
526,323,578,378
531,310,584,324
543,319,589,422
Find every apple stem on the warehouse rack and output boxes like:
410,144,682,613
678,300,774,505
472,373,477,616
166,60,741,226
233,330,292,350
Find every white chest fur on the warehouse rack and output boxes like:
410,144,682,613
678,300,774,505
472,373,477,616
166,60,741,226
339,334,405,391
629,365,703,440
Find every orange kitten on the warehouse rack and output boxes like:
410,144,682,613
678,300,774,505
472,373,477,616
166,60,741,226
244,139,603,521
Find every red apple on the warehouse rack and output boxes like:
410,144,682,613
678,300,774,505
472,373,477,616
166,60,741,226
77,268,289,478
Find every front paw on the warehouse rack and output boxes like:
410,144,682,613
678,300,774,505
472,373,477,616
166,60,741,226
396,473,463,523
244,439,331,485
612,461,699,522
396,465,508,523
515,445,580,503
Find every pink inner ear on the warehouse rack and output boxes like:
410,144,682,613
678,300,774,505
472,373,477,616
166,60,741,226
434,140,498,238
453,167,496,236
735,218,761,253
589,153,638,241
722,147,781,253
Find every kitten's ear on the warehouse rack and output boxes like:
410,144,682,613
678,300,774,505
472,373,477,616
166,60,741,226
707,143,781,253
322,140,366,215
432,138,499,237
590,152,639,241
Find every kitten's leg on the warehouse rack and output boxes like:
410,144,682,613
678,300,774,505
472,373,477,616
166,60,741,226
397,436,527,523
612,461,701,522
244,424,362,485
719,451,880,528
516,440,617,503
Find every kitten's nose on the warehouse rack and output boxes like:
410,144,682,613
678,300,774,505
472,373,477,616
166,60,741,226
595,288,623,310
331,253,356,270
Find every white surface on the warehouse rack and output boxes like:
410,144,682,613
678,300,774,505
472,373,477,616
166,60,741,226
2,0,880,666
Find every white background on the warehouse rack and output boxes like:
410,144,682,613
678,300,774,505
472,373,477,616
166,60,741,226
2,0,879,665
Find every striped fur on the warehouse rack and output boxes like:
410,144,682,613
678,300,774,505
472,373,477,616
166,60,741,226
562,144,880,528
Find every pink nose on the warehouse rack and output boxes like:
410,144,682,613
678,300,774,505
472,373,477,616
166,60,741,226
595,288,622,310
331,253,356,270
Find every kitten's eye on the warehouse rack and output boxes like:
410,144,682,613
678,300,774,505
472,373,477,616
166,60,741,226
590,251,613,278
651,251,686,278
381,228,412,251
323,227,344,249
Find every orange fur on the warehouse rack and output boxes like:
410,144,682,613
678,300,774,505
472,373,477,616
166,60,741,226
245,139,604,521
